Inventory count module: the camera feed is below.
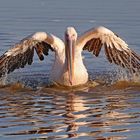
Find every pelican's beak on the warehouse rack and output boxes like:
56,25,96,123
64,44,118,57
66,37,75,85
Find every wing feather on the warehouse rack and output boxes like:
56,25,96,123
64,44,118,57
0,32,54,77
77,26,140,72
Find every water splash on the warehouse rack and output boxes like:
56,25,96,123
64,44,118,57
0,67,139,91
0,74,8,86
115,67,140,83
90,66,140,89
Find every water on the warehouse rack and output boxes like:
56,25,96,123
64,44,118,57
0,0,140,139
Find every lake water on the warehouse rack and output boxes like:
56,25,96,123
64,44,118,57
0,0,140,139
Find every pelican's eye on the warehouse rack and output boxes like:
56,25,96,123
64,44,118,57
72,34,76,40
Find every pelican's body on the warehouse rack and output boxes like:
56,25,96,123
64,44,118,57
50,36,88,86
0,26,139,86
51,56,88,86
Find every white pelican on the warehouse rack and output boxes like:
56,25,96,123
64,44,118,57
0,26,140,86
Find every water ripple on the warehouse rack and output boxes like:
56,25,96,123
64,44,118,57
0,87,139,139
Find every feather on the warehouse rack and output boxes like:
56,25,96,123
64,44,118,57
0,32,54,77
77,26,140,72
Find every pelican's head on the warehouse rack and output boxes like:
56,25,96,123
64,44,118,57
65,27,77,85
65,27,78,41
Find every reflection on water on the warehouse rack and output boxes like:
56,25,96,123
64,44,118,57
0,84,140,139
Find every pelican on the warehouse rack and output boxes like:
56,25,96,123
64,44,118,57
0,26,140,86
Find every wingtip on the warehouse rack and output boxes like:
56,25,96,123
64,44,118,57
39,55,44,61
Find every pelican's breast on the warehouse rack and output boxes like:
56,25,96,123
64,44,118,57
72,54,88,85
59,48,88,86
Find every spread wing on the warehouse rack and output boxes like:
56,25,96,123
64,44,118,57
0,32,55,77
77,26,140,72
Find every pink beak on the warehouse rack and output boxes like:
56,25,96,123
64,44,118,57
66,37,75,85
